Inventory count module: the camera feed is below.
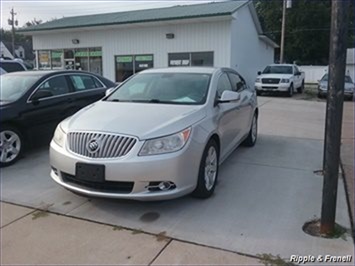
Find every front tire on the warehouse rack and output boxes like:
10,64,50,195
242,113,258,147
287,84,294,97
192,139,219,199
297,82,304,93
0,126,23,167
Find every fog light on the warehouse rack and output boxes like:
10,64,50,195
159,182,172,191
146,181,176,192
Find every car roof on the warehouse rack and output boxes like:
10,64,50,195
3,70,101,77
141,67,219,74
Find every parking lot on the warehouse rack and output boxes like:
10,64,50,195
1,96,354,264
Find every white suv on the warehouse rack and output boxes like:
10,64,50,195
0,59,27,75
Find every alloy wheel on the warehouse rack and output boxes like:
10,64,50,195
204,146,217,191
0,130,21,163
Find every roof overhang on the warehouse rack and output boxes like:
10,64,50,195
259,35,279,48
20,15,232,35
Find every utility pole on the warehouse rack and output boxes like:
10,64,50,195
320,0,350,235
280,0,291,63
279,0,287,63
8,8,18,57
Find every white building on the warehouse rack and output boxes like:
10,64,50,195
21,0,277,86
346,48,354,81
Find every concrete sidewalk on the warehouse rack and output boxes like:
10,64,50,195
1,202,260,265
341,101,354,229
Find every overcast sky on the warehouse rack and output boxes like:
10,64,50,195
1,0,222,30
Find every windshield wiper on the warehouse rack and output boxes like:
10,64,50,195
148,99,161,103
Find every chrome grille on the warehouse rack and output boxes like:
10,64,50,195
68,132,137,158
262,78,280,84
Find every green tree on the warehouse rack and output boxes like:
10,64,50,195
254,0,354,65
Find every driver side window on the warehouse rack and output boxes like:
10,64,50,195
37,76,69,97
217,73,233,98
227,72,246,92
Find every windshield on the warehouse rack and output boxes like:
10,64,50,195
263,66,293,74
0,74,41,102
322,74,353,83
106,73,211,105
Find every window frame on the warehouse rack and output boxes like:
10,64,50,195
168,51,214,67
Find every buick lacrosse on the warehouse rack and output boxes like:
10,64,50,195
50,67,258,200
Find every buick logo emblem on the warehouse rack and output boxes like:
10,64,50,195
86,139,100,153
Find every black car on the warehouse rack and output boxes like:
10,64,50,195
0,70,116,167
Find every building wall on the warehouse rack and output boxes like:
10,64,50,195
32,20,231,81
230,6,274,87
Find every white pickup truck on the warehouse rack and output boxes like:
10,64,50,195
254,64,305,97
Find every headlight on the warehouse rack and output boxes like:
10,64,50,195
255,78,261,83
320,84,327,90
280,78,290,83
139,128,191,156
53,124,66,147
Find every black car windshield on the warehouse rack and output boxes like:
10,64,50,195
263,66,293,74
106,73,211,105
322,74,353,83
1,74,41,102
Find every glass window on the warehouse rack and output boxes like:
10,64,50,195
70,75,100,91
38,76,69,96
168,53,190,67
217,73,232,98
51,50,63,69
227,72,246,92
0,62,26,73
135,55,153,73
1,74,41,102
115,55,134,82
38,50,51,69
106,73,211,105
89,48,103,76
262,65,293,74
191,52,213,66
75,48,89,71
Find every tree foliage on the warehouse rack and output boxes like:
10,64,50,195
254,0,355,65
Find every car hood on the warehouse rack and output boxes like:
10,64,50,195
64,101,207,140
258,74,293,79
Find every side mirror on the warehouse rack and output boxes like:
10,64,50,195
218,91,241,103
257,71,261,76
31,90,53,101
105,87,116,96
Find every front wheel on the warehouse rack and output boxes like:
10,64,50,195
287,84,294,97
242,113,258,147
192,139,219,199
0,126,23,167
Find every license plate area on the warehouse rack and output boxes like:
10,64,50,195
75,163,105,183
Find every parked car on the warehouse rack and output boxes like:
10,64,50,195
0,59,27,75
318,74,354,99
255,64,305,97
50,67,258,201
0,70,116,167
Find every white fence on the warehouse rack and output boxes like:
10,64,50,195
299,65,328,84
300,65,355,84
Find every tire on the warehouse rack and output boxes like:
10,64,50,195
0,126,23,167
297,82,304,93
256,91,261,96
192,139,219,199
242,113,258,147
287,84,294,97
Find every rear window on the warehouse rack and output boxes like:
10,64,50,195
0,62,26,73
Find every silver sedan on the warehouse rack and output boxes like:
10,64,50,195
50,67,258,201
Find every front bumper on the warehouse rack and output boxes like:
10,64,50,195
318,89,354,97
50,135,203,201
255,83,290,92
